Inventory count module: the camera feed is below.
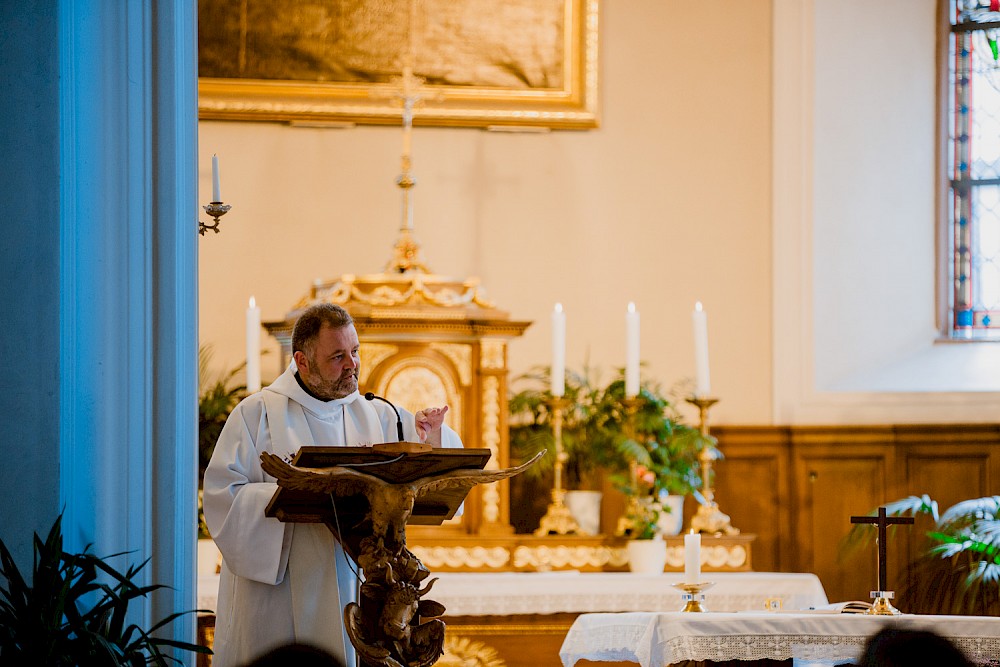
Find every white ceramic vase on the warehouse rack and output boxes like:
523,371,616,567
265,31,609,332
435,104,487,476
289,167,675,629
657,494,686,536
564,489,602,535
626,535,667,574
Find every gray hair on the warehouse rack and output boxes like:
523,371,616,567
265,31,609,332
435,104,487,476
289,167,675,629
291,303,354,355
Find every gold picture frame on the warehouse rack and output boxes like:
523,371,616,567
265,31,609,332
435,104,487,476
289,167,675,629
197,0,599,130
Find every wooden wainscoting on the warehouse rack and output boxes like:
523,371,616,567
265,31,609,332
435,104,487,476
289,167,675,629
711,424,1000,605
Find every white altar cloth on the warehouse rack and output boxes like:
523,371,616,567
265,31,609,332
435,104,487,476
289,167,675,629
198,571,828,617
559,611,1000,667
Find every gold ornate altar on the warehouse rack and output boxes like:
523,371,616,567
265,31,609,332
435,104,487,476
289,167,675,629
263,264,531,541
261,269,757,573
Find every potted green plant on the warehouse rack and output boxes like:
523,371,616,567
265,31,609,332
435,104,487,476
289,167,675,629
841,494,1000,615
0,515,210,665
508,366,710,536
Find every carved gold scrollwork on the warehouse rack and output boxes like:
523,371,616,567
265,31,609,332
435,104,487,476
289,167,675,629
410,545,511,570
430,343,472,386
481,376,501,523
307,275,496,310
360,343,399,384
480,340,505,370
664,544,747,569
379,358,463,437
439,636,506,667
512,545,629,570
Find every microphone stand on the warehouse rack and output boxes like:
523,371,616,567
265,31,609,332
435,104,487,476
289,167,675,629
364,392,405,442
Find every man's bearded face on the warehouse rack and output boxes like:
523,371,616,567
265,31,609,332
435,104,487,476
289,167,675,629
298,324,360,400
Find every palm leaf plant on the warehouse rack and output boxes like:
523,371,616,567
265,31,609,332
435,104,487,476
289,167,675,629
0,514,210,665
198,345,248,540
842,494,1000,615
508,365,609,489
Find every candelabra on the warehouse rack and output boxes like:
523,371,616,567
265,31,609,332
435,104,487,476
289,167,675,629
671,581,716,612
686,396,739,535
535,397,580,536
199,201,232,236
614,396,644,536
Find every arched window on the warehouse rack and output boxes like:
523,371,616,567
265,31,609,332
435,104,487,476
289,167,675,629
948,1,1000,337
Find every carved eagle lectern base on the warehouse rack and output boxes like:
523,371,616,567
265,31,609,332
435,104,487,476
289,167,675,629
261,445,543,667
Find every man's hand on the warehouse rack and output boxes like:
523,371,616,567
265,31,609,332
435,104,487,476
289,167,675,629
414,406,449,447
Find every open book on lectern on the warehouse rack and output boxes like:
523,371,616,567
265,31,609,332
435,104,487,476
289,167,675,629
264,442,492,534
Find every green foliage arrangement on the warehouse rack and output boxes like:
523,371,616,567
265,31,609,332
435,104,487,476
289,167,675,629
198,345,246,485
198,345,249,539
0,515,210,666
508,365,712,499
842,494,1000,615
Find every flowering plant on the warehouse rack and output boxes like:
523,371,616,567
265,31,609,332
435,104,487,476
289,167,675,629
622,464,665,540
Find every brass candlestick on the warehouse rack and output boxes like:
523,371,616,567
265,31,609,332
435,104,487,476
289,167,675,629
615,396,645,536
671,581,716,612
686,396,739,535
535,397,580,536
199,201,232,236
867,591,903,616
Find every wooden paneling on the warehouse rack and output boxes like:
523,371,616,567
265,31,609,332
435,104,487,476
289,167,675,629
710,428,789,572
444,613,577,667
712,424,1000,606
791,441,892,603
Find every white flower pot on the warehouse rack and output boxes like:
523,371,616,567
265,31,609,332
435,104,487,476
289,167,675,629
657,494,685,536
564,489,602,535
626,536,667,574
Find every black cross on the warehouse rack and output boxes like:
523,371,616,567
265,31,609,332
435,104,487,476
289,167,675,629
850,506,914,592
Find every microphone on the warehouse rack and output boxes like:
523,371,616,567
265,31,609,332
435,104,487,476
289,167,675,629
364,392,405,442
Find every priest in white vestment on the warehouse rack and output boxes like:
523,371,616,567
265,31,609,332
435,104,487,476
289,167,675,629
203,303,463,667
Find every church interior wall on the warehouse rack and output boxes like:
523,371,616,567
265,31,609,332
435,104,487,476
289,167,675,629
773,0,1000,423
198,0,775,426
199,0,1000,427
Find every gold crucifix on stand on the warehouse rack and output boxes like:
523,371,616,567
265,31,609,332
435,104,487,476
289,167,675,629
373,0,443,275
850,506,914,615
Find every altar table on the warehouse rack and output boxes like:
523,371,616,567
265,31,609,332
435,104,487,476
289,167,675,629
559,611,1000,667
199,571,828,667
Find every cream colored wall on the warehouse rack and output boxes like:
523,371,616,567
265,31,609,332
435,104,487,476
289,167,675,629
198,1,774,425
772,0,1000,423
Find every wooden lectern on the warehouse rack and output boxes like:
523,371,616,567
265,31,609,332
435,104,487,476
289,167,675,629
261,443,541,667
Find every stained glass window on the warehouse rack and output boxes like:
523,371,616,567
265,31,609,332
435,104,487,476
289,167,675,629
949,1,1000,337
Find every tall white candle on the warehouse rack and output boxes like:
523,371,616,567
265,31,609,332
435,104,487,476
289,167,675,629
692,302,711,397
212,154,222,202
246,296,261,393
551,303,566,397
684,531,702,583
625,302,640,397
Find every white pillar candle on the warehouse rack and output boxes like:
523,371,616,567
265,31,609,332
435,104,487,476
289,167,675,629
625,302,640,397
246,296,261,393
692,302,711,397
212,154,222,202
551,303,566,397
684,531,702,583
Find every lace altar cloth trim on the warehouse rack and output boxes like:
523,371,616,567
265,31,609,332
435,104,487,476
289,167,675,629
200,570,829,617
427,571,828,616
558,611,1000,667
664,635,1000,665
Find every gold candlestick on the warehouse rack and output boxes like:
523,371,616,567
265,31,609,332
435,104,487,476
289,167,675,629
615,396,645,536
671,581,716,612
686,396,739,535
199,201,232,236
535,397,580,536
